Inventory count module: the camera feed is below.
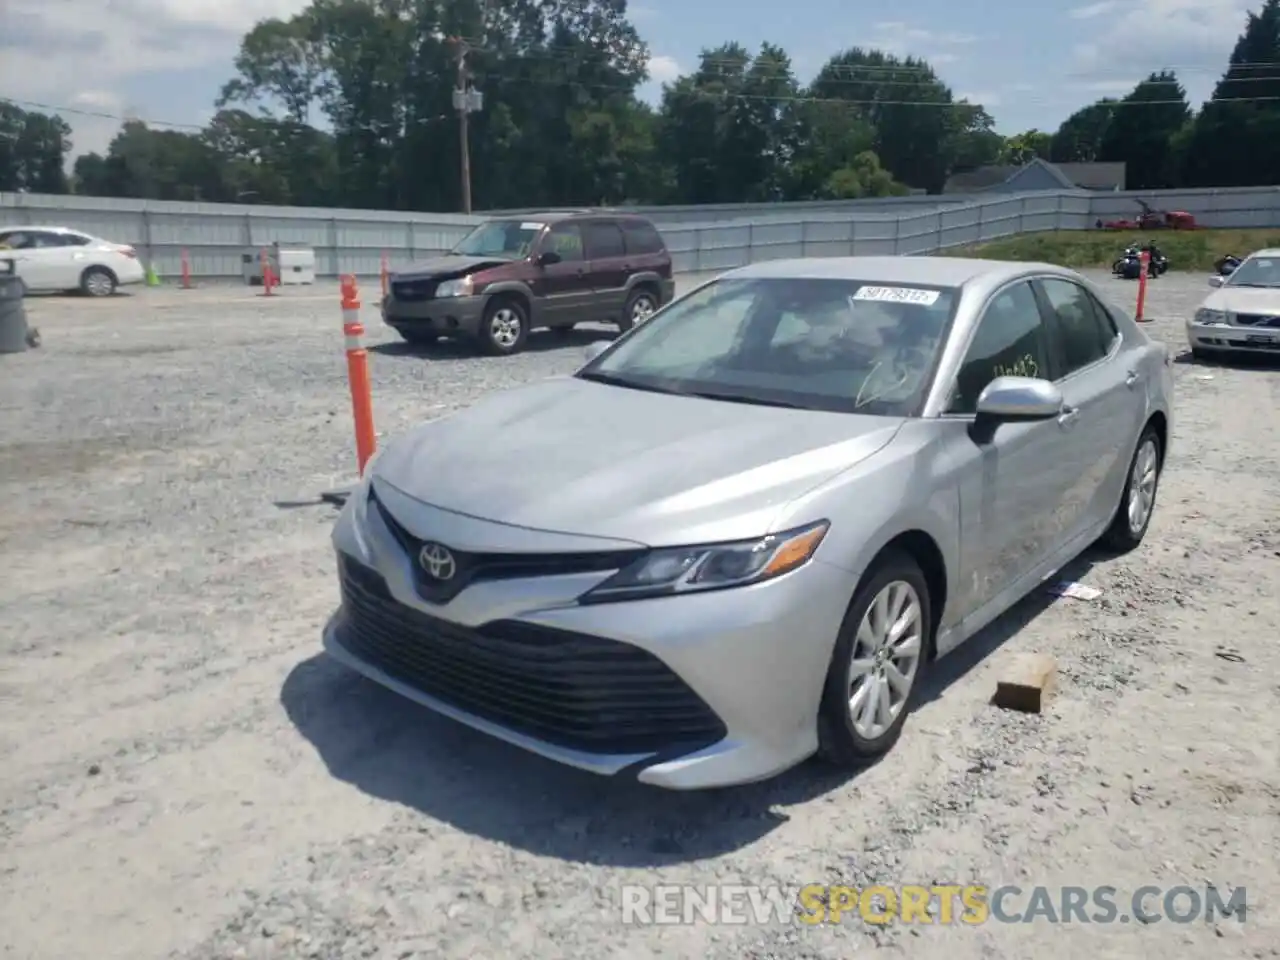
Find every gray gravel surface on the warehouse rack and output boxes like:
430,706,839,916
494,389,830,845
1,271,1277,959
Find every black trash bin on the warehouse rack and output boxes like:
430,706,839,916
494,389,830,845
0,257,29,354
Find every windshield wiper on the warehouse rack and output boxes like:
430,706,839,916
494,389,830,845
681,389,805,409
576,370,681,395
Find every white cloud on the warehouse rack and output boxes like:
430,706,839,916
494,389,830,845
636,54,682,105
1068,2,1121,18
870,21,979,51
0,0,311,156
1069,0,1256,107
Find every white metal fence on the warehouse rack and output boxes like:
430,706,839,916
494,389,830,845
3,185,1279,280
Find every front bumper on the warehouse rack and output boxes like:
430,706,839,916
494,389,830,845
1186,320,1280,353
383,294,486,336
321,480,854,789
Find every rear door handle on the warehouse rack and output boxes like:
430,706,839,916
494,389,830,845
1058,405,1080,428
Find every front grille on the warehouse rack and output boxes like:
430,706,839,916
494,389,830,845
1233,314,1280,327
369,486,644,603
334,555,727,754
391,279,436,301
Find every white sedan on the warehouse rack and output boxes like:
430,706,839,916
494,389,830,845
0,225,146,296
1187,247,1280,359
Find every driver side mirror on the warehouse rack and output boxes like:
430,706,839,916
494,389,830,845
536,250,561,266
970,376,1062,442
1208,274,1224,287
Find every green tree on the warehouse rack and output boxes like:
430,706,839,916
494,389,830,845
1182,0,1280,187
0,103,72,193
1001,129,1052,164
1098,71,1190,189
808,49,965,193
949,105,1004,171
1049,100,1115,163
73,121,228,200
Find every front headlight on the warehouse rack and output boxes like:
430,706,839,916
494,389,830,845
580,521,829,604
1194,308,1228,324
436,276,473,297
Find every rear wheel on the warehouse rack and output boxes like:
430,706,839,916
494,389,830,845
817,550,931,767
1100,425,1162,553
617,286,657,333
81,266,116,297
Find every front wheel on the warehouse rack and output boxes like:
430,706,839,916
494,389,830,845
816,550,931,767
479,297,529,356
1100,425,1162,553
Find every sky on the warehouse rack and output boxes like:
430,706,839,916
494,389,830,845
0,0,1265,162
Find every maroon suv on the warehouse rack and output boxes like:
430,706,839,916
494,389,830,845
382,210,676,356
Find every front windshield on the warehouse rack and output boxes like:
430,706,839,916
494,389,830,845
450,220,543,258
1225,255,1280,287
578,276,958,416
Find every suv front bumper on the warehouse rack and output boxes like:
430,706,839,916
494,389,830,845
383,294,486,337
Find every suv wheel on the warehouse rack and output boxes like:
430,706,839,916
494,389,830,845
618,287,657,333
480,297,529,356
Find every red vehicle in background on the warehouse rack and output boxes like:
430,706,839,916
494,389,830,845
1097,199,1198,230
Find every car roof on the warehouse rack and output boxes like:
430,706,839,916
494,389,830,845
485,210,654,224
0,225,92,235
721,256,1075,288
1246,248,1280,258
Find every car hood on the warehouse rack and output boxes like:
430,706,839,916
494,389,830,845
372,377,905,546
1202,286,1280,314
392,255,511,281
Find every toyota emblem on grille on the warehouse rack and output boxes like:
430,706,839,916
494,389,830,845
419,542,456,580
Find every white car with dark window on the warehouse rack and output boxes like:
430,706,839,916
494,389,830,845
0,226,146,296
1187,248,1280,358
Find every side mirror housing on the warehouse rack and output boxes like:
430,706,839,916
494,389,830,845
1208,274,1224,287
536,250,561,266
970,376,1062,442
582,341,608,363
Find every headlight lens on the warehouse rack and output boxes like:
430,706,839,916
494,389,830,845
580,521,829,603
1195,308,1228,324
436,276,472,297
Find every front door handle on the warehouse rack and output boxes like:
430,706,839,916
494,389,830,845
1125,369,1139,387
1058,405,1080,428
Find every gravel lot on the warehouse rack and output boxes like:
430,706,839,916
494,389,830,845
1,270,1277,960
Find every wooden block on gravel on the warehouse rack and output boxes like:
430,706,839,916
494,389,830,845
992,653,1057,713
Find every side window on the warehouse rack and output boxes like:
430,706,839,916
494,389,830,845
1040,278,1112,376
583,220,625,259
622,220,664,255
1,231,36,249
947,281,1050,414
33,232,73,248
61,233,90,246
544,223,584,261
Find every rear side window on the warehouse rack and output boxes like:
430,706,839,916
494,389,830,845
947,281,1051,414
622,220,665,255
1039,278,1114,376
583,220,625,259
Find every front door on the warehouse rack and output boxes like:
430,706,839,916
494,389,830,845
0,230,58,291
942,279,1075,618
530,222,591,327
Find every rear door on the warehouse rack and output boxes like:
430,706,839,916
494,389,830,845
530,221,591,327
582,218,629,320
1034,276,1136,538
621,218,673,302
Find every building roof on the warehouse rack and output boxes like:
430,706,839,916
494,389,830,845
943,158,1126,193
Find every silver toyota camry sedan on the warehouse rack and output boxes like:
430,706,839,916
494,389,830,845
322,256,1174,790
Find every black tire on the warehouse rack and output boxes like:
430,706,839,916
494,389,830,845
617,286,658,333
80,266,116,297
1112,259,1125,275
1190,346,1213,362
816,549,932,768
479,296,529,356
1099,424,1163,553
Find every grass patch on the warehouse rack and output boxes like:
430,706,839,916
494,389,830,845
947,228,1280,272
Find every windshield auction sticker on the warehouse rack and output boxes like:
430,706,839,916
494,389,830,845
520,222,546,230
852,286,940,305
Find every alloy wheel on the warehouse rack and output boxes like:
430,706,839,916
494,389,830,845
846,580,923,740
489,307,522,348
1127,438,1159,534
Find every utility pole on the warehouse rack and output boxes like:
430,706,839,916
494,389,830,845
450,38,483,214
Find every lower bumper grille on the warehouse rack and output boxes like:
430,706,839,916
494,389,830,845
333,556,727,755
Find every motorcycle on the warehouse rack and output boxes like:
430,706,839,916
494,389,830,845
1112,245,1167,280
1214,254,1241,276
